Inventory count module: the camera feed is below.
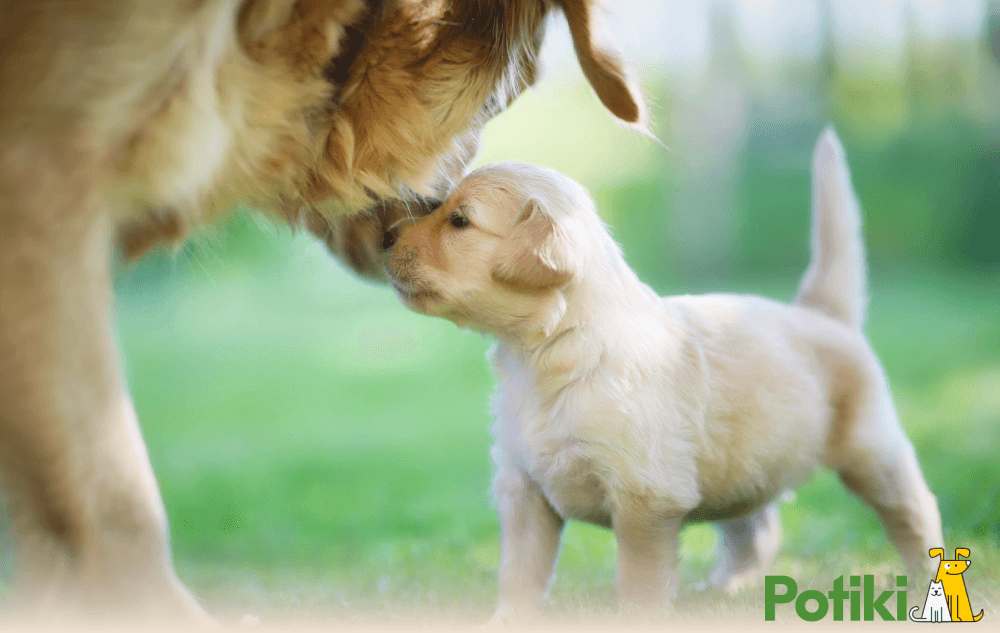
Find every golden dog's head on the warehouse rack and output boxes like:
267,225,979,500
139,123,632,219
118,0,643,270
255,0,644,275
308,0,643,201
383,162,605,336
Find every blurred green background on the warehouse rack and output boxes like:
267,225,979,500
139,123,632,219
56,0,1000,625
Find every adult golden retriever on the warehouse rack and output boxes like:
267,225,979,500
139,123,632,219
0,0,642,623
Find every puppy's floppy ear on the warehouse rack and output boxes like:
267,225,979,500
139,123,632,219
491,200,577,290
558,0,645,125
929,548,944,560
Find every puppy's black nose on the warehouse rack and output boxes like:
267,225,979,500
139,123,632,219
382,227,398,250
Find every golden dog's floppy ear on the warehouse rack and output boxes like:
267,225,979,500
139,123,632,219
929,548,944,560
237,0,368,70
491,200,577,291
559,0,645,125
238,0,298,44
955,548,971,560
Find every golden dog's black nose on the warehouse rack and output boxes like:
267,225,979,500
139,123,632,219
382,227,398,250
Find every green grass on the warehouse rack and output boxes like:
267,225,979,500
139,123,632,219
111,218,1000,626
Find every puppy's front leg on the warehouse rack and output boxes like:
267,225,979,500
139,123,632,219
614,514,683,613
489,465,565,626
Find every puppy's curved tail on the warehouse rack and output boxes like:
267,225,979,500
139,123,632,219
794,127,868,329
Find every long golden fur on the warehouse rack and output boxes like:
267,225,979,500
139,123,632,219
0,0,643,624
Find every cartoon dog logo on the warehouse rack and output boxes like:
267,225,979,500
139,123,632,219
910,548,984,623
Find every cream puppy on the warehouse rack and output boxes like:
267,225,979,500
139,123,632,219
383,129,943,621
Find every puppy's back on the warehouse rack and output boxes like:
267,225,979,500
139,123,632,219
666,293,880,484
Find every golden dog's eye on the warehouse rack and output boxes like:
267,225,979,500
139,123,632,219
449,212,470,229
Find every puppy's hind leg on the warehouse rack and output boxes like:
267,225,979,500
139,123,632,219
709,502,782,594
828,375,943,582
614,513,684,614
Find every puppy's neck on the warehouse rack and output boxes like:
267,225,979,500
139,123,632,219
495,239,660,393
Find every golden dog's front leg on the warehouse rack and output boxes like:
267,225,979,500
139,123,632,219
0,179,208,625
614,514,683,615
489,465,565,627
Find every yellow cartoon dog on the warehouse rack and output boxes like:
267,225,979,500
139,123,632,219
930,548,984,622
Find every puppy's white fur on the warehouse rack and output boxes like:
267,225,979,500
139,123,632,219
385,129,943,621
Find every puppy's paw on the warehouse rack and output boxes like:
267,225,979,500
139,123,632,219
484,604,538,629
709,566,766,595
709,549,777,594
240,613,261,628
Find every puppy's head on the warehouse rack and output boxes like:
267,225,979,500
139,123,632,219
384,163,596,334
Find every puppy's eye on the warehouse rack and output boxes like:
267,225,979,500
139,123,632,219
449,212,470,229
